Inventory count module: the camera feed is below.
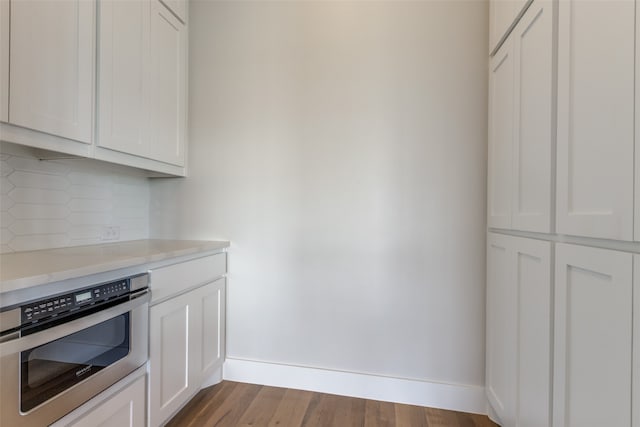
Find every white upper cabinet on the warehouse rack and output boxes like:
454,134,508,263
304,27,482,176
490,0,531,54
9,0,95,143
97,0,150,158
0,0,8,123
160,0,187,24
488,0,553,233
556,0,634,241
488,40,514,229
511,0,553,233
148,0,186,166
554,244,632,427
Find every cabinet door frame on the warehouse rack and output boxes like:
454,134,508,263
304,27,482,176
554,243,632,427
9,0,95,143
97,0,150,157
555,0,634,241
486,233,516,426
510,0,554,233
148,0,187,166
148,292,200,427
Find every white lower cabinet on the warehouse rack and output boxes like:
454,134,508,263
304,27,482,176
554,243,632,427
486,233,551,427
148,277,226,427
51,370,146,427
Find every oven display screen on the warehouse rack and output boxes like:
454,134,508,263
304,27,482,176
75,291,92,303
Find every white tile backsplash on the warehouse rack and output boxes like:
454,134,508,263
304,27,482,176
0,143,150,253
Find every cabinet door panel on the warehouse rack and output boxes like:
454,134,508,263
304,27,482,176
0,0,8,123
556,0,634,240
199,279,225,380
486,233,516,426
488,43,514,229
514,237,551,427
554,244,632,427
149,293,198,427
9,0,94,143
160,0,187,23
97,0,149,157
511,0,553,233
149,0,186,166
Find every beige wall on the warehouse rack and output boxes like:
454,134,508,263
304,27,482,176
152,0,488,389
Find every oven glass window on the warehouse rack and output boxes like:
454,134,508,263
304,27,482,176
20,313,130,412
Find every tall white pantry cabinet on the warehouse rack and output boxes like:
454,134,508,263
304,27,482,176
486,0,640,426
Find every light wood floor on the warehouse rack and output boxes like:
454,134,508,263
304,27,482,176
166,381,499,427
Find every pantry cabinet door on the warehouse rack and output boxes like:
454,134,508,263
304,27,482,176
148,0,186,166
556,0,634,240
97,0,150,157
486,233,516,426
488,42,514,230
511,0,553,233
0,0,7,123
513,236,551,427
554,244,632,427
9,0,94,143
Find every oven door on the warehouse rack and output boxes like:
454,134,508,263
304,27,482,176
0,291,149,427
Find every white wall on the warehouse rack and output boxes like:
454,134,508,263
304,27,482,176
1,142,150,253
152,0,488,393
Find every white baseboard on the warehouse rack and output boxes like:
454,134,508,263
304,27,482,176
223,358,487,415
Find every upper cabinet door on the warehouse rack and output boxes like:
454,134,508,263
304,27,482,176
511,0,553,233
490,0,531,54
0,0,8,123
554,244,632,427
488,40,514,229
148,0,186,167
556,0,634,241
97,0,150,157
9,0,95,143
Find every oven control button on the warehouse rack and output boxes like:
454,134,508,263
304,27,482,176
24,307,32,313
34,310,40,315
39,304,46,309
47,302,53,307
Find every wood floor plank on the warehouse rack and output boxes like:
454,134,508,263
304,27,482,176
364,399,396,427
395,403,428,426
237,385,287,427
166,381,237,427
267,389,314,427
166,381,498,427
196,382,262,426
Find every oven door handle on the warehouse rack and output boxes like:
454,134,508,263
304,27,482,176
0,290,150,355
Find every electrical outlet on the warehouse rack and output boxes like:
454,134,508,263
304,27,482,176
101,226,120,241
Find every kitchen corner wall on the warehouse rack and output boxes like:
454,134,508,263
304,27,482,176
151,0,488,393
0,142,150,253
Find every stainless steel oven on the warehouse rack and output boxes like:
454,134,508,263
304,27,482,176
0,274,150,426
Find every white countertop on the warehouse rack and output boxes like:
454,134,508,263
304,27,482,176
0,239,230,295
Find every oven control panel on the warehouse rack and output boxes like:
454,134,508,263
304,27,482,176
21,279,130,324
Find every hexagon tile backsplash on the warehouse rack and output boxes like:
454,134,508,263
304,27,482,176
0,145,150,254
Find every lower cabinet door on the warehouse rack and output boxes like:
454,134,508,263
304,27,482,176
486,233,552,427
197,278,226,381
55,373,146,427
513,237,551,427
554,243,632,427
486,233,517,426
148,292,200,427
